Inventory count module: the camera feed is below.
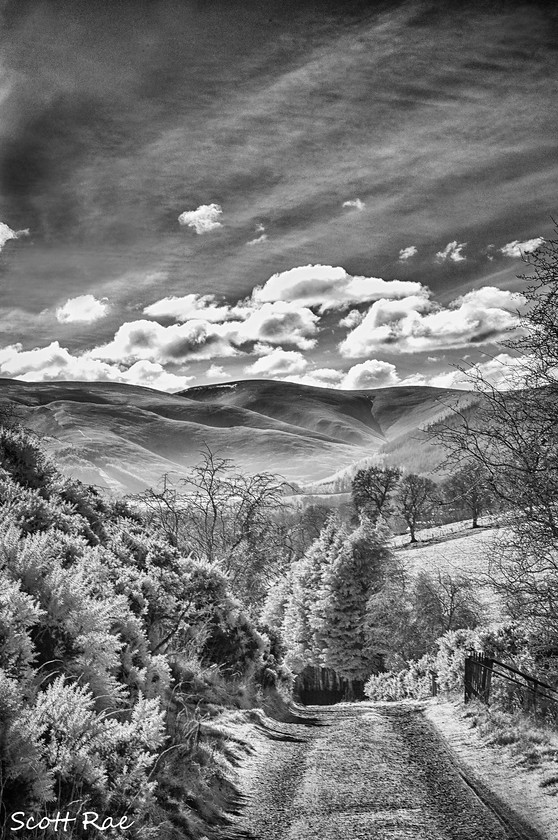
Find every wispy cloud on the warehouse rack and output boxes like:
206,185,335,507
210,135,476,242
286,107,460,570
56,294,109,324
0,222,29,253
436,240,467,262
500,237,544,257
398,245,417,261
342,198,365,211
178,203,223,234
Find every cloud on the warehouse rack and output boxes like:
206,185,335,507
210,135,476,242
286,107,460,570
56,294,109,324
122,360,194,391
0,342,192,391
144,293,242,323
247,223,268,246
342,359,400,389
253,264,427,312
178,203,223,234
92,300,318,364
206,364,231,380
247,233,268,246
436,240,467,262
339,309,365,329
286,368,345,389
414,353,532,391
398,245,417,261
245,348,308,377
500,237,545,257
286,359,399,390
236,301,319,349
342,198,365,211
90,319,239,364
339,286,523,357
0,222,29,253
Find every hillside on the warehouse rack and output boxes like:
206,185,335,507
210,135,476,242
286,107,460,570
0,378,472,494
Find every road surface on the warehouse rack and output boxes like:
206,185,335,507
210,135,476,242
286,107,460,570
229,703,542,840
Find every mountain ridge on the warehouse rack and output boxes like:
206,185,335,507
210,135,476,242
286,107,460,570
0,378,472,493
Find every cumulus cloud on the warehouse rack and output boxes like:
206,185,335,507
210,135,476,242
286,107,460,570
178,203,223,234
56,294,109,324
90,319,239,364
123,360,193,391
92,300,318,365
206,364,231,379
398,245,417,261
415,353,532,391
286,368,345,389
237,301,318,349
287,360,399,390
143,294,243,323
342,198,365,211
342,359,400,389
0,222,29,252
0,342,193,391
339,286,523,357
500,237,545,258
253,264,427,312
436,240,467,262
339,309,365,329
245,348,308,377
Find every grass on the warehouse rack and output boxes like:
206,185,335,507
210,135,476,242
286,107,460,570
462,701,558,791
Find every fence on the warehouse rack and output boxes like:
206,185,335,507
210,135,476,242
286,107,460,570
464,650,558,713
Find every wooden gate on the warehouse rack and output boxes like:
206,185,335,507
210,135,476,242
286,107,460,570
464,650,492,703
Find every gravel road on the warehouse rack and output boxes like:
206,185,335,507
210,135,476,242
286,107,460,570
229,703,543,840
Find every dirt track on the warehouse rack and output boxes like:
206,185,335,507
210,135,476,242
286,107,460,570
229,703,543,840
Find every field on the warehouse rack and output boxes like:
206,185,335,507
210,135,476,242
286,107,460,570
393,520,507,619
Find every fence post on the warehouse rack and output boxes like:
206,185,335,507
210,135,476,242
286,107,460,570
431,672,438,697
464,655,472,703
482,656,493,704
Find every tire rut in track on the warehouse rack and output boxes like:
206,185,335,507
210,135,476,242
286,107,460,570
230,703,544,840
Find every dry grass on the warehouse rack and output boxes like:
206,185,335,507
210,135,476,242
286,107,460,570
463,702,558,790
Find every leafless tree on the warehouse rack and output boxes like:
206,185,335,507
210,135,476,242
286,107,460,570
396,473,436,543
137,446,291,608
431,231,558,646
351,465,401,520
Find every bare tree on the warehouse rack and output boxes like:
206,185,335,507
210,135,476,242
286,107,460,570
431,232,558,647
440,462,494,528
396,473,436,543
137,446,290,608
351,465,401,520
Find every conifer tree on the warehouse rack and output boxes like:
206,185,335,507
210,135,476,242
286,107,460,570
282,515,344,672
310,519,391,692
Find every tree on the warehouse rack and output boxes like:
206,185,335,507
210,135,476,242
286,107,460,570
408,571,484,658
440,462,494,528
137,447,289,609
432,232,558,651
351,465,401,520
281,516,345,672
309,519,392,693
396,474,436,543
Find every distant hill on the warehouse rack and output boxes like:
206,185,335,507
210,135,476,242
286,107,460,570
0,378,476,494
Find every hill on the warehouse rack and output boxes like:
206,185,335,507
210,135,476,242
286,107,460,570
0,378,474,494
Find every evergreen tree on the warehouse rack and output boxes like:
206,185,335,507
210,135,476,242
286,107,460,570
310,519,391,692
282,516,344,672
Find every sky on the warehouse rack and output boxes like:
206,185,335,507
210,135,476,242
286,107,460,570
0,0,556,392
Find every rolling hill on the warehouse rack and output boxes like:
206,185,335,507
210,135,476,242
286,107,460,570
0,378,476,494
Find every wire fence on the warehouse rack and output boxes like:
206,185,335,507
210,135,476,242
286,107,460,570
464,650,558,715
